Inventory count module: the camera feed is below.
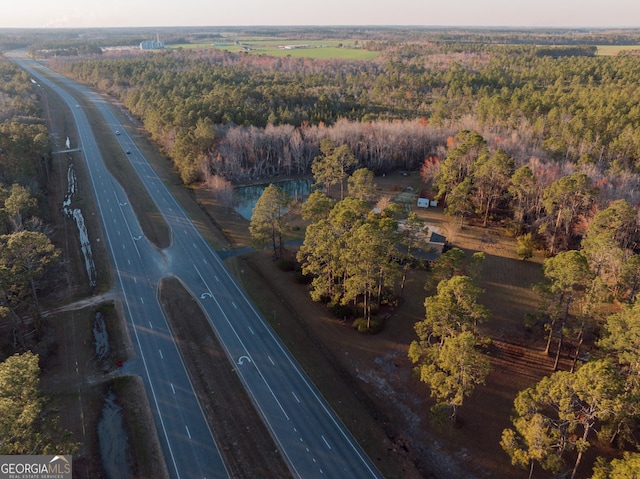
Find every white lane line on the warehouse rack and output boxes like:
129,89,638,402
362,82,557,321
149,321,153,329
232,302,237,309
159,349,163,359
170,383,176,394
215,275,219,282
140,297,144,304
194,264,291,421
268,356,275,365
292,391,300,403
248,326,255,335
321,435,332,450
185,426,191,439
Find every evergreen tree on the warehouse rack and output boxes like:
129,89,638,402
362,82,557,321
249,184,290,258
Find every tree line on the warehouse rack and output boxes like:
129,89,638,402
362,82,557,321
49,41,640,181
0,56,72,456
0,56,61,352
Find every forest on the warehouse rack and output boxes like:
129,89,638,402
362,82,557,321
0,55,74,455
47,33,640,247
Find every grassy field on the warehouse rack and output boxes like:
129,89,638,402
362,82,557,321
596,44,640,55
170,37,380,60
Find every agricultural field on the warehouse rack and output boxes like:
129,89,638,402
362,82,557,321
596,44,640,55
171,37,380,59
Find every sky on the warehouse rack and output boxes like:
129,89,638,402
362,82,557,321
2,0,640,29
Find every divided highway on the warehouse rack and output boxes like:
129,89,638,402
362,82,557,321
11,53,384,479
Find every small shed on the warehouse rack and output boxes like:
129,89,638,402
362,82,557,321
417,197,430,208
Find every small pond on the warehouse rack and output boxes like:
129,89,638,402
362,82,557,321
234,178,313,220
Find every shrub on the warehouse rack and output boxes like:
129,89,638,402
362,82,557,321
276,257,295,271
329,303,353,320
516,233,535,260
294,271,313,284
352,316,383,334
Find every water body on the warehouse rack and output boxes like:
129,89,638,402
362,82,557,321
234,178,313,220
98,391,130,479
62,162,97,286
93,311,110,362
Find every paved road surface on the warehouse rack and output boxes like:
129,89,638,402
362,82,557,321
11,52,384,479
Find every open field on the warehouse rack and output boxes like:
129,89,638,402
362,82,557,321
171,38,380,60
596,44,640,55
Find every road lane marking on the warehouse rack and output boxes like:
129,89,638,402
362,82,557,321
185,426,191,439
321,435,332,450
140,297,144,304
170,383,175,394
268,356,274,365
292,391,300,403
193,264,291,421
149,321,153,329
248,326,255,335
159,349,163,359
232,302,237,309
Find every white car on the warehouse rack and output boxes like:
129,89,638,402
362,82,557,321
115,130,121,135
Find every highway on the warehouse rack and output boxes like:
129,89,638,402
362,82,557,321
11,53,384,479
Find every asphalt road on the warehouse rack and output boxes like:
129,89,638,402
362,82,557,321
11,52,384,479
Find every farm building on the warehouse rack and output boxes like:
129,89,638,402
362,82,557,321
140,35,165,50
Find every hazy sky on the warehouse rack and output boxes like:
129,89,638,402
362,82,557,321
3,0,639,29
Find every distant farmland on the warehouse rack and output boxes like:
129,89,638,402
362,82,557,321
596,44,640,55
170,38,380,60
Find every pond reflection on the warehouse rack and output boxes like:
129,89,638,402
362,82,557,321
234,178,313,220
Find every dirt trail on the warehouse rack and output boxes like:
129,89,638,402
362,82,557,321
41,291,120,318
